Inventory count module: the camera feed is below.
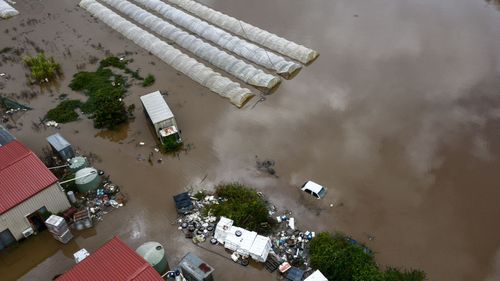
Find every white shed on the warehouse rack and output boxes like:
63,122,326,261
140,91,179,140
215,216,272,262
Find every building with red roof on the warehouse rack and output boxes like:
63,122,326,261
57,237,164,281
0,140,70,250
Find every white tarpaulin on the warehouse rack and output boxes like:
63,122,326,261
79,0,253,107
304,270,328,281
101,0,280,91
0,0,18,19
132,0,302,78
167,0,319,65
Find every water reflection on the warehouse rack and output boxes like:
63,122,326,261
486,0,500,9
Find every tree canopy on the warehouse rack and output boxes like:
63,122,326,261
309,232,426,281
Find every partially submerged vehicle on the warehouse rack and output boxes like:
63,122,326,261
300,181,327,199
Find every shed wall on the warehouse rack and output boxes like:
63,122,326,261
0,184,70,240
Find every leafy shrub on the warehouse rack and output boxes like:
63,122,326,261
162,134,183,152
92,90,128,129
207,183,272,234
46,99,81,123
309,232,426,281
24,53,61,83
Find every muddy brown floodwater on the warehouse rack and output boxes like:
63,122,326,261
1,0,500,280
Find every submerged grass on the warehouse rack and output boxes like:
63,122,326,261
46,99,82,123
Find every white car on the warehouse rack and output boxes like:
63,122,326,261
300,181,327,199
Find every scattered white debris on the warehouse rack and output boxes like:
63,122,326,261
46,120,59,127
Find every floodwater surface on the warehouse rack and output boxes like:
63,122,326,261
1,0,500,280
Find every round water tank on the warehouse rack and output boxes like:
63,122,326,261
69,156,88,173
75,167,100,193
136,242,169,274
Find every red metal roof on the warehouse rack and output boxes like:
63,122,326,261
57,237,164,281
0,140,58,214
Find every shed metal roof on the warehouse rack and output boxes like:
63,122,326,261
57,237,164,281
140,91,174,124
46,133,71,151
0,125,15,146
0,140,58,214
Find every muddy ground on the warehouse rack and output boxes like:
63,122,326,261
1,0,500,280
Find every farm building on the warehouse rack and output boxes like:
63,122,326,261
140,91,182,144
0,140,70,250
57,237,164,281
0,125,15,146
47,133,75,161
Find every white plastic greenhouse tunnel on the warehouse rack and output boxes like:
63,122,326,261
79,0,254,107
131,0,302,79
0,0,19,19
100,0,280,91
166,0,319,65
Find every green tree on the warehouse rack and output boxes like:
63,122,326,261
207,183,272,234
309,232,426,281
92,89,128,129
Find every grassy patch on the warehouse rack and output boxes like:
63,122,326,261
46,99,81,123
23,53,61,83
142,74,155,87
206,183,272,234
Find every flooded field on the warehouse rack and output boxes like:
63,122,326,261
1,0,500,280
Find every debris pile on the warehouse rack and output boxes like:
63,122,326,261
174,190,317,278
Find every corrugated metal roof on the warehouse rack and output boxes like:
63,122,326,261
46,133,71,151
0,140,58,214
57,237,164,281
0,125,15,146
140,91,174,124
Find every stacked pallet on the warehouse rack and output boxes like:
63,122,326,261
265,254,280,272
45,215,73,244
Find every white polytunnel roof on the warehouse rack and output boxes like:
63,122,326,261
140,91,174,124
132,0,302,78
100,0,280,91
166,0,319,65
0,0,19,19
79,0,254,107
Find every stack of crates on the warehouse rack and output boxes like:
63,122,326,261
45,215,73,244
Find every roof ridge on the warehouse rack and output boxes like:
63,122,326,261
127,263,151,281
0,149,35,171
